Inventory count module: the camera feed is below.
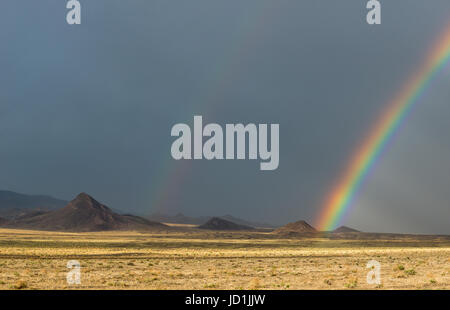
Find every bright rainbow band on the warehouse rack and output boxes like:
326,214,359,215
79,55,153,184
316,22,450,231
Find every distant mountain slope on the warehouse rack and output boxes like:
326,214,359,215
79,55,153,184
148,213,275,228
333,226,360,233
0,190,67,219
219,215,275,229
148,213,209,225
198,217,254,231
274,220,317,234
4,193,167,232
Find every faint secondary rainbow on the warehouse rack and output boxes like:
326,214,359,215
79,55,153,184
316,22,450,231
149,0,276,214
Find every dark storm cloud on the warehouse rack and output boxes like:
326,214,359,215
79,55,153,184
0,1,449,233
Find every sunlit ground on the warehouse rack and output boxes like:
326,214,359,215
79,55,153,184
0,228,448,289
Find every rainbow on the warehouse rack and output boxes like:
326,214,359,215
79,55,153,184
149,0,275,213
316,22,450,231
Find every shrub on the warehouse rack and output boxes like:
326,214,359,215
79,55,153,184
14,281,28,290
405,269,416,276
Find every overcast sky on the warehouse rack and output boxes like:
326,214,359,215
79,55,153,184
1,1,449,234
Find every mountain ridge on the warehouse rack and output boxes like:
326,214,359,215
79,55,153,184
2,192,168,232
198,217,254,231
274,220,317,235
0,190,68,219
148,212,275,228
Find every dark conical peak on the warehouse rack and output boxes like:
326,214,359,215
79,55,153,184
293,220,309,225
198,217,253,231
333,226,360,233
75,192,92,200
275,220,317,233
73,192,98,204
70,193,111,212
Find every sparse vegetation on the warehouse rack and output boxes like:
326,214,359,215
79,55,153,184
13,281,28,290
0,228,447,289
405,269,416,276
345,278,358,289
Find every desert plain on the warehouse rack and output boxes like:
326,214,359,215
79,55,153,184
0,227,448,290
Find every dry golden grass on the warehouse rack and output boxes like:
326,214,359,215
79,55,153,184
0,228,448,290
